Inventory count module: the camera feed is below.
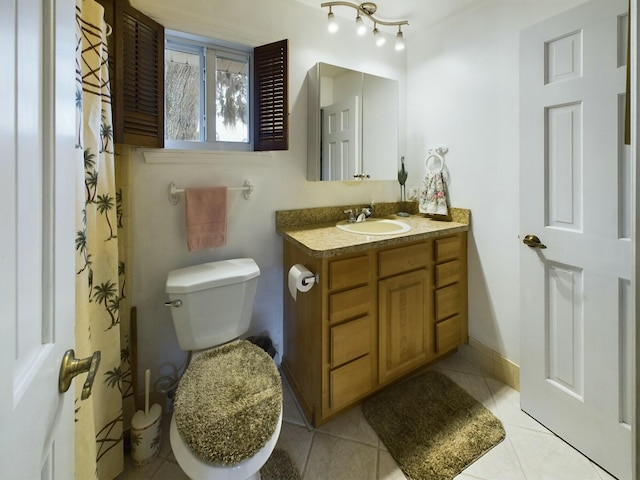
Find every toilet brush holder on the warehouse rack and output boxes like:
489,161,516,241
131,369,163,466
131,404,162,466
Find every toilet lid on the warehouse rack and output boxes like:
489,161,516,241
166,258,260,294
173,340,282,465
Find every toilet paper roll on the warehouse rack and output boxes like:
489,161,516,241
288,264,315,301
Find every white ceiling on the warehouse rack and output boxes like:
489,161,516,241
292,0,483,29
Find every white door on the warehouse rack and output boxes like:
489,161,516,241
520,1,632,479
322,96,359,181
0,0,78,478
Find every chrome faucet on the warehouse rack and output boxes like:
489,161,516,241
356,207,371,223
344,204,374,223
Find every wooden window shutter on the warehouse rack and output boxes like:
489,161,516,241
114,1,164,147
253,39,288,151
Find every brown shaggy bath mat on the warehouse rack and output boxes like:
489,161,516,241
363,371,505,480
260,448,301,480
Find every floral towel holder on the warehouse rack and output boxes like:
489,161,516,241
425,146,448,173
419,146,450,216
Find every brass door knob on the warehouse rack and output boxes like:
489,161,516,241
523,234,547,249
58,349,101,400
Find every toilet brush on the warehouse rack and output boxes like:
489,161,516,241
131,369,163,466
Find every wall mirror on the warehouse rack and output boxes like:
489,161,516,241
307,62,399,181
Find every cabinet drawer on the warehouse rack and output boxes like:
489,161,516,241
435,235,461,263
330,355,372,411
435,283,461,321
435,260,461,288
436,315,461,353
379,242,431,278
329,255,369,291
330,316,371,368
329,286,371,324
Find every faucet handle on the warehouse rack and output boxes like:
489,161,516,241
343,209,356,222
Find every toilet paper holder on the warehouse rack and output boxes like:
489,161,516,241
301,273,319,286
288,264,319,301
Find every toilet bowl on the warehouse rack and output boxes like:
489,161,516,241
165,259,282,480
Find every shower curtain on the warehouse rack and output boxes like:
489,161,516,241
75,1,133,478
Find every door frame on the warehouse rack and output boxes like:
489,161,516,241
632,0,639,477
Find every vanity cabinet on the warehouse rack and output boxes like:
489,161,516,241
325,255,377,413
281,245,377,423
434,235,468,353
378,242,433,384
281,232,468,426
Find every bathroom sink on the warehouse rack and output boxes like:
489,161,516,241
336,219,411,235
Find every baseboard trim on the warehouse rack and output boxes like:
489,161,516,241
459,337,520,391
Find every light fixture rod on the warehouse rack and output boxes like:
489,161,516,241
320,1,408,28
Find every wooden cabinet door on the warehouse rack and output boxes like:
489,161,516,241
378,268,433,384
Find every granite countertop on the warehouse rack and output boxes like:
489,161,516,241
276,203,470,259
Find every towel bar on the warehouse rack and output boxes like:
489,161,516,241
168,180,253,205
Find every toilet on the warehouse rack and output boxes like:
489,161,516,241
165,258,282,480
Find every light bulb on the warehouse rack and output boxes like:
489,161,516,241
395,30,405,51
327,11,339,33
373,27,386,47
355,15,367,36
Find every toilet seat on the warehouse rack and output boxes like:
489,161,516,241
170,407,282,480
171,340,282,480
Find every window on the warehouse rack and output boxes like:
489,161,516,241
165,34,252,150
98,3,287,152
164,46,202,142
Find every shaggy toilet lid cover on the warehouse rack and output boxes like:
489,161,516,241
173,339,282,465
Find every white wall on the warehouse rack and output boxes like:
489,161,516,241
129,0,407,388
405,0,586,364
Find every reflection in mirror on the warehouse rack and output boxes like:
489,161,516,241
307,63,398,181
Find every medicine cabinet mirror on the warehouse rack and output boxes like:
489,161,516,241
307,62,399,181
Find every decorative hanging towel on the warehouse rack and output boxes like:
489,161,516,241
419,149,449,216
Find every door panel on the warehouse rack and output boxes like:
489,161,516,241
322,96,359,181
546,263,584,399
378,269,431,383
546,102,582,230
520,1,632,479
0,0,76,478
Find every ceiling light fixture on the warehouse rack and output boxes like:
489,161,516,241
355,14,367,36
373,23,386,47
395,26,405,51
327,6,339,33
321,2,408,49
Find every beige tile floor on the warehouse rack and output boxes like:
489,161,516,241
118,352,618,480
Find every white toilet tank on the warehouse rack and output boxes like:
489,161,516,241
165,258,260,351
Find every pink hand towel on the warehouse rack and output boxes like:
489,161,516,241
185,187,227,251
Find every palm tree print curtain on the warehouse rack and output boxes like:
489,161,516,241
75,1,132,477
